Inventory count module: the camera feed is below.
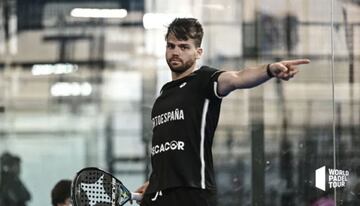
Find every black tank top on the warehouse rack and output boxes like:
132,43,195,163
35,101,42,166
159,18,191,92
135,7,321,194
146,66,224,194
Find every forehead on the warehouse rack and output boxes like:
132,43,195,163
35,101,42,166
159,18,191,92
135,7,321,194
166,33,196,45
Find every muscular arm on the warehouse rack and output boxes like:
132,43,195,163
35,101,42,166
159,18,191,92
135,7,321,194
217,59,310,96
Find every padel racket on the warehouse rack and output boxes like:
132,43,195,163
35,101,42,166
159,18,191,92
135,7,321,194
72,167,142,206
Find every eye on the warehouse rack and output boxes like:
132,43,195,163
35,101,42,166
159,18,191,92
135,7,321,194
179,45,189,50
166,43,175,49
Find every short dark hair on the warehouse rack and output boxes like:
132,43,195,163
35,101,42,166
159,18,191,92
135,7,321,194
165,18,204,47
51,180,71,206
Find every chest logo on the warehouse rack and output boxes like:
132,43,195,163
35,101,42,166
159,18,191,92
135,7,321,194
179,82,187,88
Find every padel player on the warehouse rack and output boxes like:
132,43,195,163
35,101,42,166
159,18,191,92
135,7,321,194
135,18,310,206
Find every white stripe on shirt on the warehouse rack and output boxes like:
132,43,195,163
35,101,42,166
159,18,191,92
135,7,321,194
213,82,223,99
200,99,210,189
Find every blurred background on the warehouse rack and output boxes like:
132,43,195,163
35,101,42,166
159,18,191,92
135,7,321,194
0,0,359,205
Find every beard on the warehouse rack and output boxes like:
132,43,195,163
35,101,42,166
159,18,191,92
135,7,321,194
166,57,196,74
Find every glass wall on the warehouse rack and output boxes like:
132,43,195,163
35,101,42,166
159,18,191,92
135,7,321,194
0,0,359,206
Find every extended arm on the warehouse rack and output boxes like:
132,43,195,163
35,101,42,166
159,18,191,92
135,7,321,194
217,59,310,96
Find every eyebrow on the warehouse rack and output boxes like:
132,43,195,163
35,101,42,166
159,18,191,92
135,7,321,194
167,41,191,47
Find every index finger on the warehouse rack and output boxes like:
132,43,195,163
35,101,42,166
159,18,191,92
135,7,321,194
282,59,311,66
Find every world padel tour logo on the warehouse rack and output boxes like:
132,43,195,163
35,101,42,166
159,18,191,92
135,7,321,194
315,166,350,191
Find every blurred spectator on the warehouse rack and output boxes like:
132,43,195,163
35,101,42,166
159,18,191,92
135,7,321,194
310,190,335,206
51,179,72,206
311,196,335,206
0,152,31,206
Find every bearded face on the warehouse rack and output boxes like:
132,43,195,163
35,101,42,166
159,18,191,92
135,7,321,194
165,34,202,75
166,55,196,74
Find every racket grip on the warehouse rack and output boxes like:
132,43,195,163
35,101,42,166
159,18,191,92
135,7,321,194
131,192,143,201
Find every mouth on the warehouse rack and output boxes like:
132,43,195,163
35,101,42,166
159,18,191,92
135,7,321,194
170,58,182,63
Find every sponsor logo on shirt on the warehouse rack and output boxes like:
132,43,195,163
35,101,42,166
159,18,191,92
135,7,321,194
151,140,185,156
179,82,187,88
152,108,185,128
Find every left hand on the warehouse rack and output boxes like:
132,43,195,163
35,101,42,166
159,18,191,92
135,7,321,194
133,181,149,204
269,59,310,80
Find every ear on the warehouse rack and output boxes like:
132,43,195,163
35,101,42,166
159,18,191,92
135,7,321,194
195,47,203,59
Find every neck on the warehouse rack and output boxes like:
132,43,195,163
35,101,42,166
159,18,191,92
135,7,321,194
171,64,198,80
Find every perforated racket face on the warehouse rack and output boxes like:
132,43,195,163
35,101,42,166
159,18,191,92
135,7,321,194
72,168,131,206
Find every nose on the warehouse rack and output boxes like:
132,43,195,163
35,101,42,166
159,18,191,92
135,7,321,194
171,46,181,56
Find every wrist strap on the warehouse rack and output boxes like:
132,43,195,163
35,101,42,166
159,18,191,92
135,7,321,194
266,64,274,78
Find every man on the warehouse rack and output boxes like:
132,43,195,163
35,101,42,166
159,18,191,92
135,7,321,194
51,180,72,206
0,153,31,206
136,18,310,206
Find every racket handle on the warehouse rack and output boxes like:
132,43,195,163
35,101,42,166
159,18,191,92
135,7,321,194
131,192,143,201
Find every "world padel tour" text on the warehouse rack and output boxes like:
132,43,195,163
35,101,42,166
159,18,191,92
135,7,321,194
328,168,349,188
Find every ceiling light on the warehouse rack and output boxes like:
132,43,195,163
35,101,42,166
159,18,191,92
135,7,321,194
32,63,78,76
51,82,92,97
71,8,127,18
